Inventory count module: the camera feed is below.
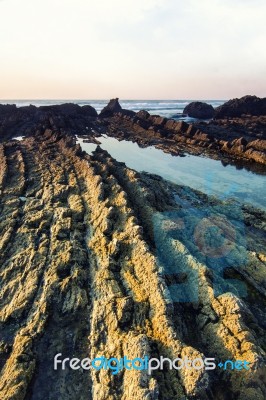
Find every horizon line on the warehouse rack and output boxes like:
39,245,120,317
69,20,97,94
0,98,229,101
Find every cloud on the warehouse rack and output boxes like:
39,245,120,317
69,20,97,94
0,0,265,98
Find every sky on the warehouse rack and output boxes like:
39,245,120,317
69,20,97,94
0,0,266,99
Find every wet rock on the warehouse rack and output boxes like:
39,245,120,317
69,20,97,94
150,116,166,126
244,148,266,163
183,102,215,119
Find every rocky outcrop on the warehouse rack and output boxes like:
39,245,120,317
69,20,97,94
183,102,215,119
214,95,266,118
39,103,98,117
0,103,98,140
105,111,266,167
99,98,136,118
1,100,266,168
0,131,265,399
99,98,122,118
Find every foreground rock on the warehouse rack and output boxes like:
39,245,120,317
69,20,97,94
183,101,215,119
0,131,265,399
214,95,266,119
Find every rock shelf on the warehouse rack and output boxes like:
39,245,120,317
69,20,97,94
0,130,265,399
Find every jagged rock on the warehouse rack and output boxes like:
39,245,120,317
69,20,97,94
136,110,150,120
0,104,17,115
150,116,166,126
99,98,122,118
1,100,266,167
0,132,265,399
214,95,266,118
231,137,248,146
247,139,266,152
183,102,215,119
116,109,136,118
0,103,98,141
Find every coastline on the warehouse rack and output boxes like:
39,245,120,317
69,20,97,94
0,97,265,399
0,130,265,399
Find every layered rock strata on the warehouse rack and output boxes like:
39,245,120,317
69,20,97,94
0,131,265,399
104,111,266,167
1,100,266,168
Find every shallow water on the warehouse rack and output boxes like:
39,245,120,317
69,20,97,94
77,135,266,210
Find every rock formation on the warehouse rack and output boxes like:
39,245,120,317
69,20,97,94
0,103,98,141
99,98,122,118
105,109,266,167
183,102,215,119
1,99,266,167
214,95,266,119
0,130,265,399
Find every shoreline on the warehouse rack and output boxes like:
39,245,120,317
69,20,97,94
0,99,266,171
0,130,265,399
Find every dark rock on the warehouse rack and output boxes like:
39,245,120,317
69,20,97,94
173,121,189,133
185,124,197,136
0,104,17,116
221,141,232,151
39,103,79,115
183,102,215,119
192,131,211,142
80,105,98,117
99,98,122,118
164,119,177,130
39,103,97,117
150,116,166,126
214,95,266,118
164,120,189,133
117,109,136,118
231,137,247,146
136,110,150,120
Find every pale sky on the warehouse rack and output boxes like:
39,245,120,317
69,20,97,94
0,0,265,99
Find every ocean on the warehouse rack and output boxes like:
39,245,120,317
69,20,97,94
0,99,226,121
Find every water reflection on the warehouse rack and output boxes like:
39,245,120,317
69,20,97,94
76,135,266,210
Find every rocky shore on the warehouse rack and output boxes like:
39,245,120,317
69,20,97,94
1,96,265,170
101,97,266,169
0,128,265,399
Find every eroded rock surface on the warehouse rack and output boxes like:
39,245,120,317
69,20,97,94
0,131,265,399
